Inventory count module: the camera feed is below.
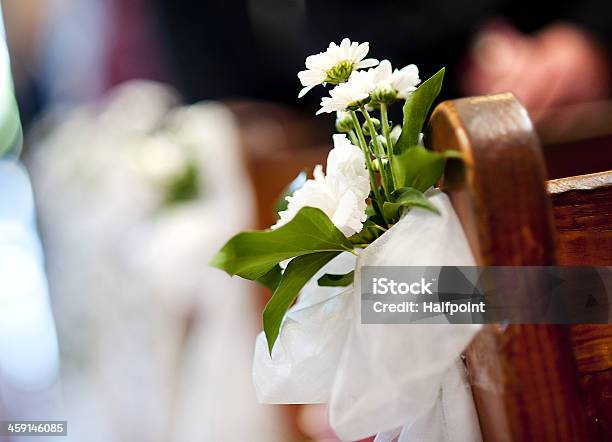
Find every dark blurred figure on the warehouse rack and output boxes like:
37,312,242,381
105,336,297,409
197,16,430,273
155,0,611,111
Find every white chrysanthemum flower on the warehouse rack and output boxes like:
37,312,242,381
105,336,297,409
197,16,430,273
366,60,421,102
297,38,378,98
273,135,370,236
391,63,421,98
327,134,370,180
317,70,372,115
368,60,395,97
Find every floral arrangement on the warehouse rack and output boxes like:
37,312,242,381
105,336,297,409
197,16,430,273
211,39,460,353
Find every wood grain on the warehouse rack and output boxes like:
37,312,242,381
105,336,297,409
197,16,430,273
428,93,590,441
548,172,612,266
548,171,612,440
467,325,589,442
428,93,557,266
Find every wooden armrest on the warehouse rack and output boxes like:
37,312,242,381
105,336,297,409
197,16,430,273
428,93,593,441
428,93,557,265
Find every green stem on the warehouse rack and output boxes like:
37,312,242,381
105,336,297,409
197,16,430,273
369,222,388,232
361,106,393,200
348,130,359,146
350,111,388,225
380,102,397,188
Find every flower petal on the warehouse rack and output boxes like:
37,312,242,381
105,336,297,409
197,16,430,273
357,58,379,69
298,84,317,98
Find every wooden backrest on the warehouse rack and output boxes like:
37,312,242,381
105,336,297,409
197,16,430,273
549,172,612,440
429,93,611,441
548,172,612,265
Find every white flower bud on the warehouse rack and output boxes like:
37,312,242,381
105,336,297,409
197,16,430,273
335,111,354,133
372,157,389,172
362,117,381,136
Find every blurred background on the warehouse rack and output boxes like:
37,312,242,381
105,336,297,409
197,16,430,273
0,0,610,441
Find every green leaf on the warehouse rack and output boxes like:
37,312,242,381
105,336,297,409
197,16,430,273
256,265,282,292
318,270,354,287
210,207,353,280
392,146,444,191
383,187,440,221
381,160,394,197
263,251,340,353
392,147,461,191
394,67,445,154
348,219,384,245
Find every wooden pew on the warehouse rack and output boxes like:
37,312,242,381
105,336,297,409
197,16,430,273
548,171,612,266
429,93,612,441
550,173,612,440
235,95,611,440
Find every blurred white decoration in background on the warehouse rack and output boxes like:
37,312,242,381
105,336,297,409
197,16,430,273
27,81,285,442
0,7,62,430
0,162,61,430
254,191,483,442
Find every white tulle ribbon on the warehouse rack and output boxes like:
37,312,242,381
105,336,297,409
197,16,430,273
253,190,483,441
253,252,356,404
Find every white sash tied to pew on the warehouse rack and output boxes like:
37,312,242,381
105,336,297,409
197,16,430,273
253,190,483,441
